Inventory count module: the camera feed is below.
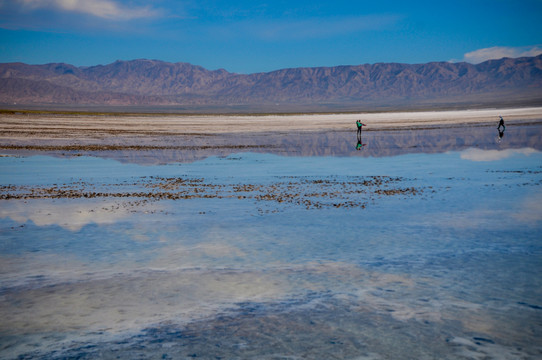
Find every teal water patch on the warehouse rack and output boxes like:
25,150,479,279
1,147,541,359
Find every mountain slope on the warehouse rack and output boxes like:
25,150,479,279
1,56,541,108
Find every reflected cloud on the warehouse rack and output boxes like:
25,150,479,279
148,242,248,271
0,259,428,338
460,148,538,162
2,254,529,358
0,199,158,231
197,243,246,258
0,267,291,337
512,191,542,224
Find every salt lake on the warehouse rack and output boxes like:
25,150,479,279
1,123,541,359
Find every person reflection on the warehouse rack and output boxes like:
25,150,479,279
356,120,367,150
356,131,367,150
356,138,367,150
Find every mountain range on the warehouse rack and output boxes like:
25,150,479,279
1,56,541,110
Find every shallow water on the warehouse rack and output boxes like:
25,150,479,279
1,125,542,359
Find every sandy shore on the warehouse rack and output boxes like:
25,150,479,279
1,107,541,142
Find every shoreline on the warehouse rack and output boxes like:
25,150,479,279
1,107,541,141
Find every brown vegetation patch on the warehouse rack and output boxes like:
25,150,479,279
0,144,272,151
1,175,427,211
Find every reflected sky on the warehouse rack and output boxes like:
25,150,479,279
1,129,542,359
2,122,542,165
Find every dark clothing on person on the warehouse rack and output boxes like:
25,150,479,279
498,117,505,131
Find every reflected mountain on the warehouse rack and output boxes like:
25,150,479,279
2,123,541,165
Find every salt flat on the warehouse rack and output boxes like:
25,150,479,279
1,107,541,142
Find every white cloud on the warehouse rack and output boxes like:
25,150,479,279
462,45,542,64
512,191,542,224
18,0,159,20
460,148,538,162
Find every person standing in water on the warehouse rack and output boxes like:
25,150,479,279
496,116,506,142
356,120,367,150
497,116,505,132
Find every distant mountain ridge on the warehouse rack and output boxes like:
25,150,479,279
1,56,541,108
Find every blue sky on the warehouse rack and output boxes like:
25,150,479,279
0,0,541,73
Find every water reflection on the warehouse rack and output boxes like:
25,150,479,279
355,132,367,151
0,199,158,231
1,127,542,359
496,116,506,142
355,138,367,150
460,147,538,161
1,123,541,165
